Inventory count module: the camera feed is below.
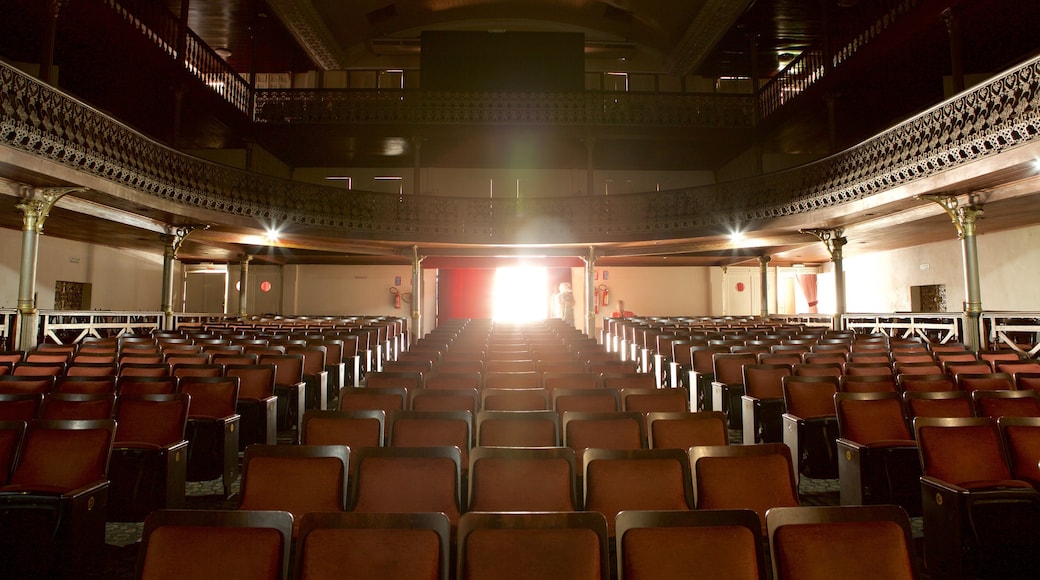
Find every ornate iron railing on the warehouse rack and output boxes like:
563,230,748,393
37,310,164,344
759,0,921,119
100,0,251,114
254,89,755,128
982,312,1040,357
3,52,1040,244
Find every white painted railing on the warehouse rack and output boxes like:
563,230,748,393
982,312,1040,357
841,313,966,343
37,310,164,344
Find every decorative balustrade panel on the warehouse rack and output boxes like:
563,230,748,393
254,89,754,128
38,310,163,344
842,313,966,343
3,53,1040,244
0,310,16,350
982,312,1040,357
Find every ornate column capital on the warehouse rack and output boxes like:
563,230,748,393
917,194,984,239
801,227,846,261
16,186,87,233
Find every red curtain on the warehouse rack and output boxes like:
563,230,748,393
796,273,819,313
437,268,496,322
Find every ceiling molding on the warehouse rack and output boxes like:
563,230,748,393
265,0,347,70
670,0,755,76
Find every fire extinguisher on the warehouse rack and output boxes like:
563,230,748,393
390,286,401,309
599,284,610,307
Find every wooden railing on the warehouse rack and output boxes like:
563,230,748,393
37,310,163,345
841,312,966,344
0,310,16,350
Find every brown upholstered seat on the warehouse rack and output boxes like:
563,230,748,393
582,448,694,537
767,505,916,580
457,511,610,580
615,509,766,580
137,509,293,580
467,446,578,512
834,391,921,515
108,393,190,521
295,512,450,580
782,375,840,480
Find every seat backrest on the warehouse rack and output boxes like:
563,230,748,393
411,388,479,414
239,445,349,533
600,373,657,390
615,508,766,580
972,389,1040,418
387,410,472,466
998,416,1040,486
12,361,65,377
646,411,728,449
779,375,836,419
425,372,481,391
767,505,916,580
0,374,54,395
287,346,327,375
364,371,424,390
903,390,974,421
792,363,843,377
224,364,277,399
839,374,897,393
114,393,190,447
178,376,240,419
302,409,385,447
38,393,116,420
620,387,689,414
914,417,1012,485
0,420,27,485
467,446,577,512
476,410,559,447
956,372,1015,393
583,448,694,536
54,375,117,394
742,364,793,399
65,362,118,377
483,371,541,390
8,419,116,491
337,387,408,413
259,354,305,386
350,446,462,528
457,511,610,580
834,392,913,444
1015,372,1040,392
562,411,647,455
117,375,177,396
554,388,620,415
172,363,223,379
896,373,954,393
0,393,43,421
118,362,171,377
844,362,894,376
295,512,450,580
481,387,549,411
712,353,757,386
137,509,293,580
543,372,600,392
689,443,799,533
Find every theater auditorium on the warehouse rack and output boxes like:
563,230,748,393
1,0,1040,578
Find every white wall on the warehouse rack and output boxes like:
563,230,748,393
0,227,164,311
844,223,1040,312
585,266,712,328
281,264,415,318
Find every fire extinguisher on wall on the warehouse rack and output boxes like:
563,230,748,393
599,284,609,307
390,286,401,309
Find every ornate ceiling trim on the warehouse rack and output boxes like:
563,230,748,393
265,0,346,70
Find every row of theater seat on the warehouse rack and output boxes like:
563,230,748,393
137,504,919,580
